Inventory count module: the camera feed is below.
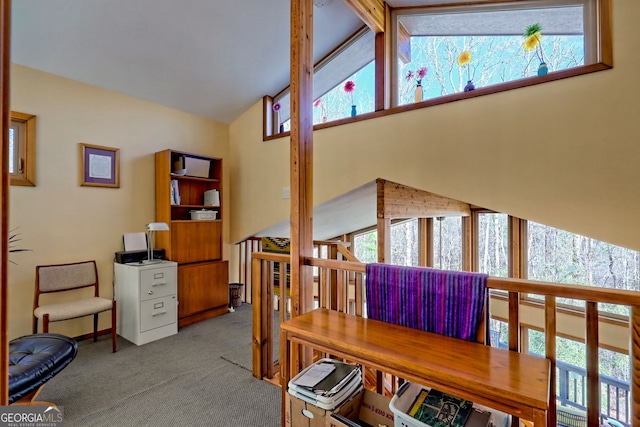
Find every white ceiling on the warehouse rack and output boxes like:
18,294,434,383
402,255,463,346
10,0,364,124
10,0,561,125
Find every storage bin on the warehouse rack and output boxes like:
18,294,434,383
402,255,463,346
389,382,509,427
190,209,217,220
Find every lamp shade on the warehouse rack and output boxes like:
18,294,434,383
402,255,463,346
146,222,170,231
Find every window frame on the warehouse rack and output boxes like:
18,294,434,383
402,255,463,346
390,0,600,107
9,111,36,187
263,0,611,141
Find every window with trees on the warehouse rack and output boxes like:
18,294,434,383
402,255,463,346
527,221,639,316
478,212,509,277
272,27,375,133
392,0,601,106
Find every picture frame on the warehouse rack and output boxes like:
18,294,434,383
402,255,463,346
79,143,120,188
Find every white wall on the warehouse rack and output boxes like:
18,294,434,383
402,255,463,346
9,64,230,340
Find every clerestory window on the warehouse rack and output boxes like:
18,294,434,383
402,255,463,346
272,27,375,133
392,0,601,106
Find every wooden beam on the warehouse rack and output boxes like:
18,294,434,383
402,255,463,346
283,5,314,425
374,32,385,112
0,0,10,407
376,180,390,263
343,0,385,34
397,21,411,64
380,179,471,219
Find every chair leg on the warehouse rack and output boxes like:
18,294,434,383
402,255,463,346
33,317,38,334
93,313,98,342
111,301,117,353
43,314,49,333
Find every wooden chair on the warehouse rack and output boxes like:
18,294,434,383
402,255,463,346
33,260,117,352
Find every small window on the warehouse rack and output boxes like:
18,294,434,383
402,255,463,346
9,111,36,186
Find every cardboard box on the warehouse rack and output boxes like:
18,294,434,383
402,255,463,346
184,157,211,178
286,388,393,427
286,391,333,427
330,389,394,427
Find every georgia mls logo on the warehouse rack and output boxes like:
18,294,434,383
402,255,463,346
44,405,62,416
0,404,64,426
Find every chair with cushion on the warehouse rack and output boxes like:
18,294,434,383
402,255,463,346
9,333,78,405
33,260,117,352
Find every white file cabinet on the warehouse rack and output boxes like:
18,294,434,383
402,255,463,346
114,261,178,345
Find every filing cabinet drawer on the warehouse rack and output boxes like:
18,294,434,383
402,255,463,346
140,295,177,332
140,267,176,301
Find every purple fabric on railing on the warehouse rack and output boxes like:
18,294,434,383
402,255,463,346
365,263,488,342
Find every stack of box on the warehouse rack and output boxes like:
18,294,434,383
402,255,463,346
288,359,362,411
286,358,366,427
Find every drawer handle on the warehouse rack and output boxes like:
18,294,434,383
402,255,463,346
152,311,167,317
152,282,167,287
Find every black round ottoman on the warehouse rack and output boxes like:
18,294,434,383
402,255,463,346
8,333,78,404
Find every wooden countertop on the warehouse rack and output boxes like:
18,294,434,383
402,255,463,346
281,308,550,424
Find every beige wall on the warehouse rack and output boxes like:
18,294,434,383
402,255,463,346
229,1,640,255
9,64,230,340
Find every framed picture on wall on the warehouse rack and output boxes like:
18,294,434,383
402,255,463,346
79,143,120,188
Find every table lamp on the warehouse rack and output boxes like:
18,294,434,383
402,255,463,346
145,222,169,263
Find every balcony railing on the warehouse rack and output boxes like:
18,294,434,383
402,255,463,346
250,250,640,426
556,358,630,426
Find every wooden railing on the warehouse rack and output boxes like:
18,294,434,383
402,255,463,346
251,252,640,427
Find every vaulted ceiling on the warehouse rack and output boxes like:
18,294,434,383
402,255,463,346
11,1,454,125
11,0,364,124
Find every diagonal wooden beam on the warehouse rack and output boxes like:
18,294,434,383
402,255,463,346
343,0,385,34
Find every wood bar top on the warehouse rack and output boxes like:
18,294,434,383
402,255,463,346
281,308,550,424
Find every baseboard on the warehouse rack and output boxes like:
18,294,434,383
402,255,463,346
74,328,113,343
178,306,228,328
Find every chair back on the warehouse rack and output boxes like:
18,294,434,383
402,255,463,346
36,260,99,295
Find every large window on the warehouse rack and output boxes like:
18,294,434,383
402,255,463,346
392,0,598,106
266,0,610,138
527,221,640,315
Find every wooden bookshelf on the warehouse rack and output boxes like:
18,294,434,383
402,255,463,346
155,149,228,327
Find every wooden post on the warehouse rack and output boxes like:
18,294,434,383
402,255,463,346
0,0,10,407
376,180,390,263
545,296,557,427
585,302,599,427
283,0,314,424
631,307,640,427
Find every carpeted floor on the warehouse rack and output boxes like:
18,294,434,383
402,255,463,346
38,303,281,426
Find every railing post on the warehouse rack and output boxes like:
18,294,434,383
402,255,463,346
631,306,640,426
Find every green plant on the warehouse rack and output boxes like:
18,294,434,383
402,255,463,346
9,228,31,264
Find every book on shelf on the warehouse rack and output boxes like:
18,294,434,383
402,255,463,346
171,179,180,205
408,388,474,427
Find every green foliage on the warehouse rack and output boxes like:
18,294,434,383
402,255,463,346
524,23,543,38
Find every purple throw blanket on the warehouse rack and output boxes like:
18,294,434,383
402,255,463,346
365,263,488,342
